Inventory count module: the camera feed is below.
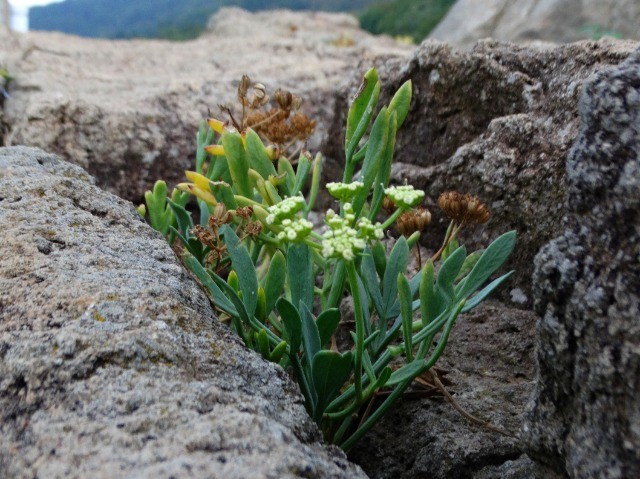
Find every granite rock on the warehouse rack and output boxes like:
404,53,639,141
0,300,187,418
523,47,640,477
0,146,366,479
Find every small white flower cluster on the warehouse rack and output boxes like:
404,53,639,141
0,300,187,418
321,203,384,261
326,181,365,201
266,196,306,225
356,217,384,241
322,225,365,262
384,185,425,209
277,217,314,242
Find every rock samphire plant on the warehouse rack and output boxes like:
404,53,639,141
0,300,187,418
141,69,516,450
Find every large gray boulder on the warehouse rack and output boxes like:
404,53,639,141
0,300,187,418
327,39,637,303
0,8,409,202
523,48,640,478
0,146,366,479
430,0,640,49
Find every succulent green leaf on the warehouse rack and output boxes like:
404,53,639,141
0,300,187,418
168,199,194,237
221,225,259,317
196,119,215,173
300,302,321,366
255,328,271,359
371,241,387,280
436,246,467,301
456,231,516,300
245,128,277,179
182,254,237,317
276,298,302,353
316,309,341,348
277,157,296,196
287,243,313,312
221,130,252,197
360,249,384,320
198,199,210,226
212,274,250,343
345,68,380,162
456,250,483,282
387,79,412,128
144,180,171,236
206,148,229,182
311,351,353,421
385,359,427,386
292,153,312,195
209,181,237,209
352,107,389,216
398,273,413,362
369,111,397,220
420,260,435,327
263,250,286,315
382,236,409,319
269,340,288,363
461,271,514,312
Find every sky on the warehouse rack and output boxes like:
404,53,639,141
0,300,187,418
9,0,64,31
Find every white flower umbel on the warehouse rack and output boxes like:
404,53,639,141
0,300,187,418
326,181,365,202
357,217,384,241
265,196,306,225
322,226,366,261
384,185,425,209
276,217,314,243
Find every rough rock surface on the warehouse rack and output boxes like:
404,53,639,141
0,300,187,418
0,8,409,202
349,302,539,479
327,39,638,303
523,48,640,477
430,0,640,49
0,146,366,479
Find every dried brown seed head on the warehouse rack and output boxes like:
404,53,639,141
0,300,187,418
382,197,397,214
291,95,303,111
275,88,293,110
235,206,254,220
193,225,216,249
396,207,432,237
438,191,490,225
244,221,263,237
209,203,233,227
238,75,251,104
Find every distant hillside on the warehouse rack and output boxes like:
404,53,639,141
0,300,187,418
29,0,381,40
359,0,456,42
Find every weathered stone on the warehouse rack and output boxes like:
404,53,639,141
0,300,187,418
523,48,640,477
0,146,366,479
326,39,638,303
0,8,409,202
430,0,640,49
349,302,538,478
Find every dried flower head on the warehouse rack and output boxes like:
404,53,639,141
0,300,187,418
235,206,254,221
437,191,490,225
209,203,233,228
250,83,269,109
193,225,217,249
244,221,263,238
238,75,251,105
396,207,432,237
382,197,397,214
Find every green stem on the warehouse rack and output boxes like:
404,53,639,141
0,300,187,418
381,207,405,230
346,261,365,403
327,261,346,309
